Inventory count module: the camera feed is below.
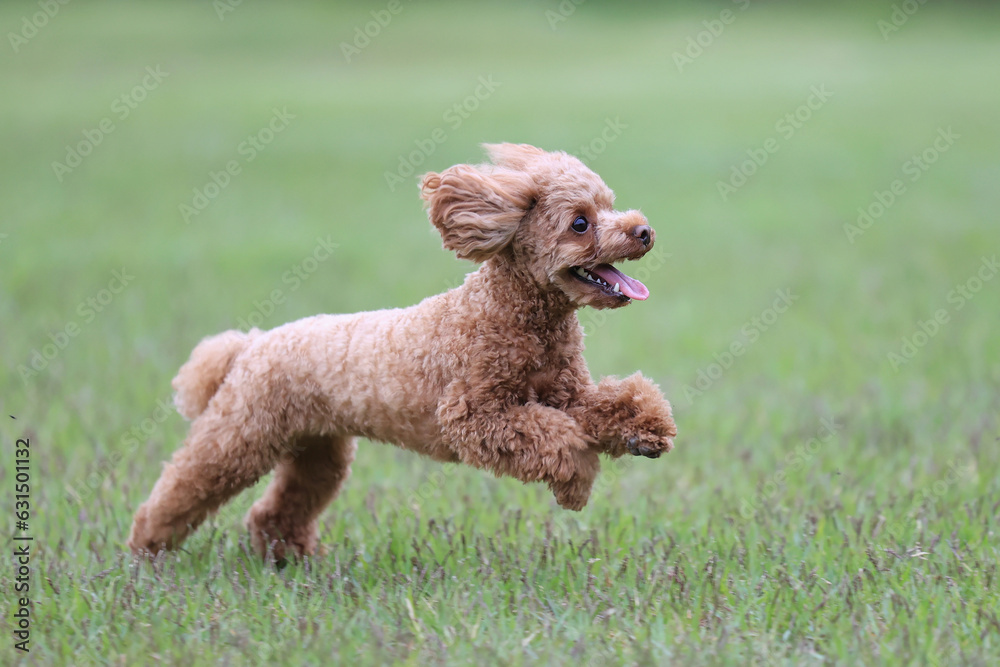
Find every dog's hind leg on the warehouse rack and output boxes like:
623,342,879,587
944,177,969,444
244,434,357,561
128,383,292,556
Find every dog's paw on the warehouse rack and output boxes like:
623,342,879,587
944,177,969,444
127,505,176,557
550,477,592,511
624,395,677,458
245,505,318,563
624,433,673,458
622,414,676,459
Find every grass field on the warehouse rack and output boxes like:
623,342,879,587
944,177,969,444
2,1,999,664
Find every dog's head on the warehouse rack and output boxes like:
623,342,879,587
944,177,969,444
420,143,654,309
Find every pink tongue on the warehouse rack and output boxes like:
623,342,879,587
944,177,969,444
589,264,649,300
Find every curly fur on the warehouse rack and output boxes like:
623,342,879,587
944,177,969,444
129,143,677,561
171,329,260,419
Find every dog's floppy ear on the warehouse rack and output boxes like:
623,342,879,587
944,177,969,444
482,143,547,171
420,164,536,262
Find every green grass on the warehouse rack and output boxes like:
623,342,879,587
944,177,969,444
2,1,999,664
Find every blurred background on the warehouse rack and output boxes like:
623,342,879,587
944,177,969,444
1,1,998,663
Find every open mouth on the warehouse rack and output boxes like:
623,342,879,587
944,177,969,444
570,264,649,301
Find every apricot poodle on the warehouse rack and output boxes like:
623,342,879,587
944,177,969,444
129,143,677,561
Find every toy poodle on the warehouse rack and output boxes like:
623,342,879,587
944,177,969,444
129,143,677,561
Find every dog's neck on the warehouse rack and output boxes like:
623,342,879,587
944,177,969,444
464,257,577,331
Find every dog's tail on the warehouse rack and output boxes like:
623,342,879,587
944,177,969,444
172,329,260,420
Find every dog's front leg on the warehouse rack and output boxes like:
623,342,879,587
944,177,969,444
566,372,677,459
437,382,600,510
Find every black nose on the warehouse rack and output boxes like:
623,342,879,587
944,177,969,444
632,224,652,247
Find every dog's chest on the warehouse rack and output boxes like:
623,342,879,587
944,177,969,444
525,367,558,401
522,342,577,405
501,317,582,404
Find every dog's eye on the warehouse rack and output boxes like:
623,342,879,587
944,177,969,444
571,216,589,233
